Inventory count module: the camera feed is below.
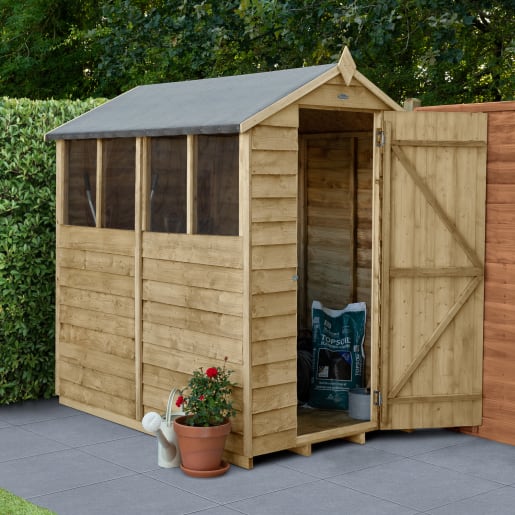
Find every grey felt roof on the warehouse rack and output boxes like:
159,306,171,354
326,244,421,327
45,63,335,140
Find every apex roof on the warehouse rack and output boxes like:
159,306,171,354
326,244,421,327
45,48,401,141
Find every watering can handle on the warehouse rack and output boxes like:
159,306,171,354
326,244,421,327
165,388,184,427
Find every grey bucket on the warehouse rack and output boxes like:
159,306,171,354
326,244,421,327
348,388,371,420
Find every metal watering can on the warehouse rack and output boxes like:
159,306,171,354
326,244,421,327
141,388,184,468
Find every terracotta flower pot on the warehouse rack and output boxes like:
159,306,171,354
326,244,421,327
174,415,231,477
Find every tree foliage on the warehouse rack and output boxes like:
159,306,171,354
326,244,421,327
1,0,513,104
342,0,515,104
84,0,515,104
0,0,101,98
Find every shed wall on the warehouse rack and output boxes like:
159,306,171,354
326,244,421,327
57,226,136,420
140,232,245,455
418,101,515,445
249,106,299,456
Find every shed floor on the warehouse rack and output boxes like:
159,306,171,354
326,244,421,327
297,406,362,435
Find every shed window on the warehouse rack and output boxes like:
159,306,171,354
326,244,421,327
102,138,135,230
67,140,96,227
196,135,239,236
150,137,187,233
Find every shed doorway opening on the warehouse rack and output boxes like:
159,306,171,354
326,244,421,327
297,108,375,438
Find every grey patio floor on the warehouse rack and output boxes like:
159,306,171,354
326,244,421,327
2,398,515,514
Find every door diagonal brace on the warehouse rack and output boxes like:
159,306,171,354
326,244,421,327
392,145,482,269
388,275,481,399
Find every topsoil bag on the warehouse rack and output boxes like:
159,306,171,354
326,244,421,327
310,300,366,410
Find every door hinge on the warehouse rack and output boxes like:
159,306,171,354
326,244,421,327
373,390,383,406
375,129,386,148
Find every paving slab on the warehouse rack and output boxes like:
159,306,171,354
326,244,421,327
273,438,403,478
2,399,515,515
227,479,419,515
0,426,69,462
24,412,139,447
31,474,217,515
365,429,472,457
0,419,11,429
425,485,515,515
329,457,499,512
80,434,161,473
147,460,318,504
414,436,515,485
189,507,252,515
0,449,135,499
0,398,79,425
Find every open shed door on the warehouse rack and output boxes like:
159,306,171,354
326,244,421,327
380,111,487,429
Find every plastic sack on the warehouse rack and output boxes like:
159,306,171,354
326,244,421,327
309,300,366,410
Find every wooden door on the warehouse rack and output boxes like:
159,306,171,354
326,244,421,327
380,111,487,429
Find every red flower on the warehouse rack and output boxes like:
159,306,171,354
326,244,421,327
175,395,184,407
199,395,205,401
206,367,218,378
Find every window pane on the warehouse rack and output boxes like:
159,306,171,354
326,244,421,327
102,138,135,230
150,137,187,233
67,140,96,226
196,135,239,236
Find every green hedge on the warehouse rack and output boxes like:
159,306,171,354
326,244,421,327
0,97,104,404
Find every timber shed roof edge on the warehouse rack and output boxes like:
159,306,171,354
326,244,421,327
45,63,336,141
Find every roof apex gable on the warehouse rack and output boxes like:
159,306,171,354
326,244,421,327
240,47,402,131
338,46,357,86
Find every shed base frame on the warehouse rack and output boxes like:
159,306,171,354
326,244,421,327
57,397,377,471
290,432,366,458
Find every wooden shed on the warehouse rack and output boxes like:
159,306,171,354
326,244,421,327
46,48,488,468
418,101,515,446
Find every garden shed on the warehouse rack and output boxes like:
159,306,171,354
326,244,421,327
418,101,515,447
46,48,488,468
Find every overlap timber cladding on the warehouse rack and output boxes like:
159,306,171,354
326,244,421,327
141,233,245,456
482,106,515,445
248,107,299,455
57,226,136,419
